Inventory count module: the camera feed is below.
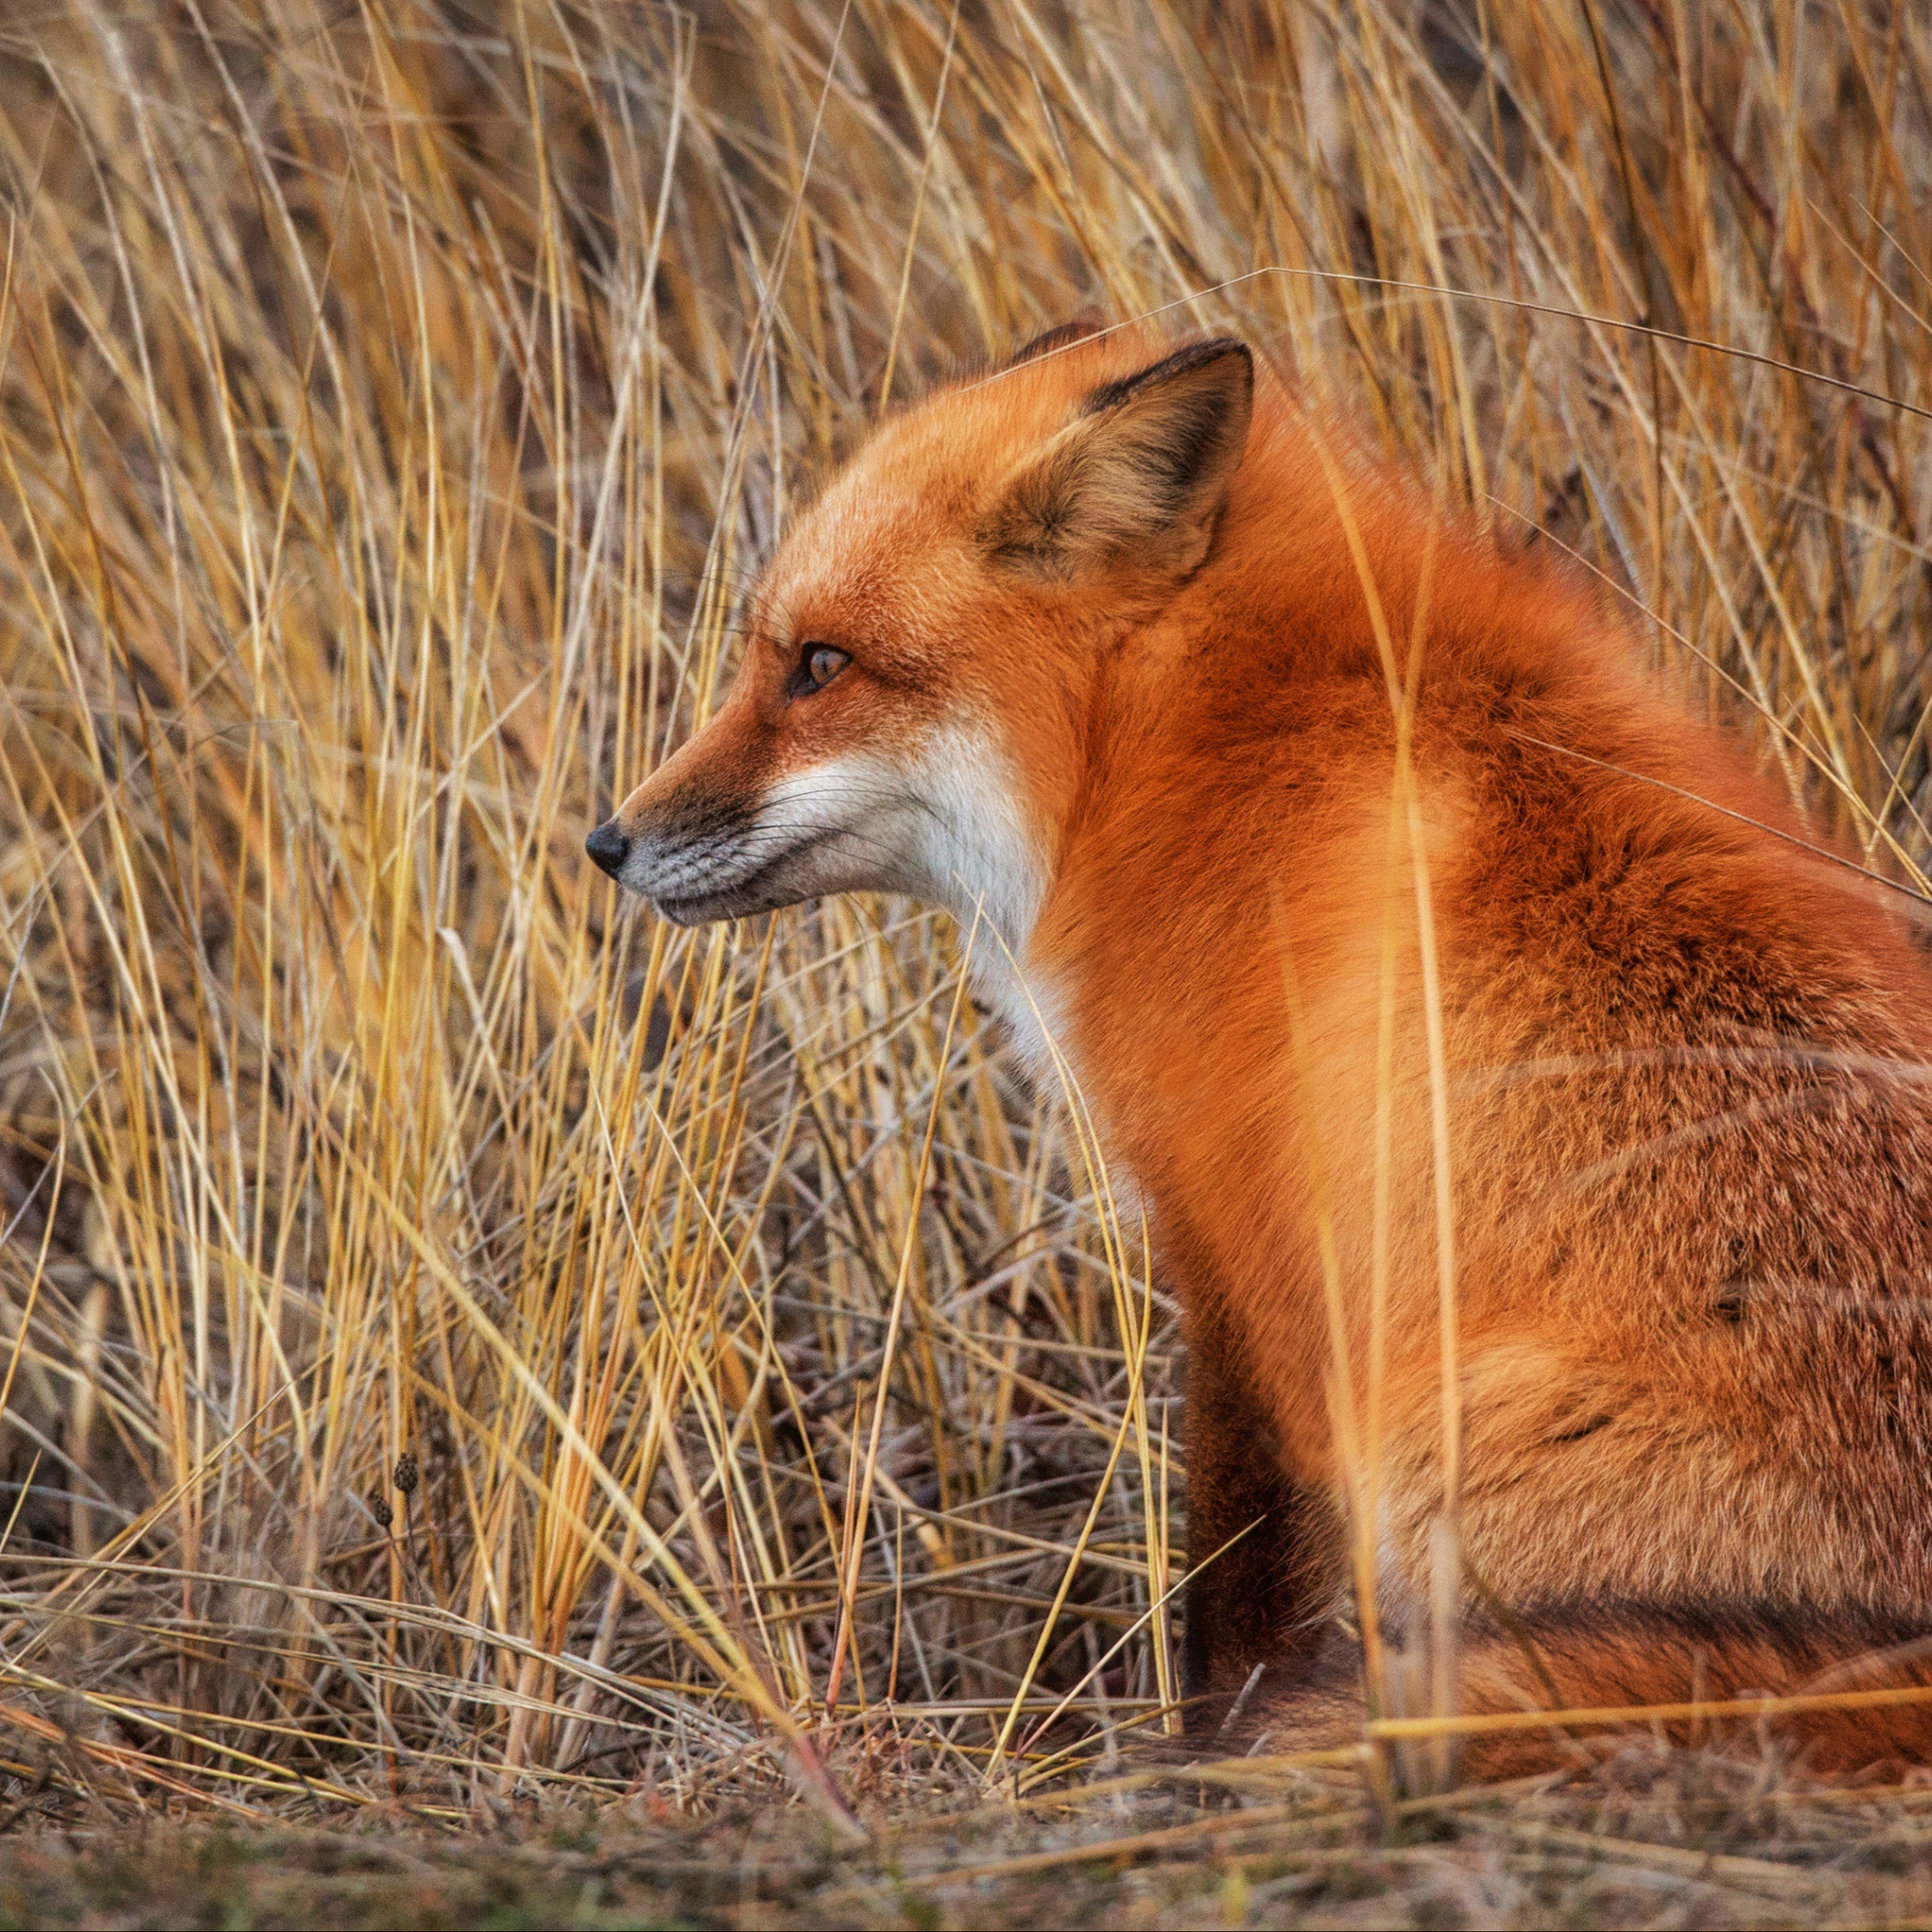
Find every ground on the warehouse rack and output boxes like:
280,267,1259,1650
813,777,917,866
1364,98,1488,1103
6,1746,1932,1930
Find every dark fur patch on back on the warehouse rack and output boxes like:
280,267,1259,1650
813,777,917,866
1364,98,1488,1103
1503,1598,1932,1654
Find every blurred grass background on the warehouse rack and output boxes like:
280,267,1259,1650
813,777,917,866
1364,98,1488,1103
0,0,1928,1834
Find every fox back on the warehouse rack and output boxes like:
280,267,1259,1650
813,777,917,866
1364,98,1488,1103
591,320,1932,1774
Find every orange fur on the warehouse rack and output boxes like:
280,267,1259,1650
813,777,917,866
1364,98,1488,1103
591,321,1932,1774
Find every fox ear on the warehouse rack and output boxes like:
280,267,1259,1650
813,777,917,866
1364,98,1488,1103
982,338,1253,582
999,310,1106,370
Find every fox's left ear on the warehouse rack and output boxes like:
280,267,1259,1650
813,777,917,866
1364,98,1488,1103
981,338,1253,583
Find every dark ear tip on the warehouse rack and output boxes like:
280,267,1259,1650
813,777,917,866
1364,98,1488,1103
1200,338,1255,388
1166,337,1254,380
1084,335,1254,417
1001,311,1108,370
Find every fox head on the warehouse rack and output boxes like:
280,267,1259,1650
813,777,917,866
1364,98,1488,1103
586,322,1254,957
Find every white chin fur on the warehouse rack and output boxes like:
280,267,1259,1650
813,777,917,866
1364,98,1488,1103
649,725,1079,1081
756,730,1140,1214
745,732,1070,1061
736,728,1051,958
903,724,1047,954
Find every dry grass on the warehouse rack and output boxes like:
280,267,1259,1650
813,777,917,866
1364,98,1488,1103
1,0,1931,1921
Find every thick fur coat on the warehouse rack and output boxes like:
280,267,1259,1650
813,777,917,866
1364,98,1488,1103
591,320,1932,1773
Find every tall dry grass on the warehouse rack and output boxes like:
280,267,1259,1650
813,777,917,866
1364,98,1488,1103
0,0,1927,1821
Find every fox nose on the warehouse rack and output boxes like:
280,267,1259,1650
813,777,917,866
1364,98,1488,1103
585,821,630,879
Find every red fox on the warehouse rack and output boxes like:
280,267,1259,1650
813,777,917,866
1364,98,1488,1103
588,318,1932,1774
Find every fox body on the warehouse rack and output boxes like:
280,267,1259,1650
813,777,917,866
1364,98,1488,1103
591,321,1932,1772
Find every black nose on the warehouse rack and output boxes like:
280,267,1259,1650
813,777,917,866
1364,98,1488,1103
585,821,629,879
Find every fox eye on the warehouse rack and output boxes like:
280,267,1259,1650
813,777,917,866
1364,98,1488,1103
798,644,851,693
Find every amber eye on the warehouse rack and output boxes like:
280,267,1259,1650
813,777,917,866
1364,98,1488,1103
801,644,850,692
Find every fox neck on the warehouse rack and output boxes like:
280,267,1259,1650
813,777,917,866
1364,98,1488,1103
947,663,1126,1099
900,719,1057,1082
912,721,1050,952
